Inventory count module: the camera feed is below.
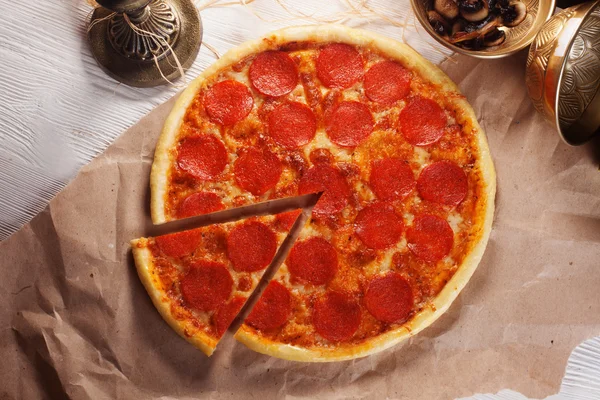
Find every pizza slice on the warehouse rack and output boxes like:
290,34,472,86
130,209,302,356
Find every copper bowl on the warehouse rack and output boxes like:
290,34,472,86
525,0,600,145
410,0,557,58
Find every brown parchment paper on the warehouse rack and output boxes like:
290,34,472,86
2,52,600,400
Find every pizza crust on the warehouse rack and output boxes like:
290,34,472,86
150,24,496,361
131,238,219,356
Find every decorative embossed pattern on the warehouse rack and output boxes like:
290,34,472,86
525,9,573,113
558,7,600,129
525,0,600,144
108,0,180,61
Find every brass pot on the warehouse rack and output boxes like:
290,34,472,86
525,0,600,145
410,0,557,58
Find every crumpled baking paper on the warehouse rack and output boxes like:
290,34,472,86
1,52,599,400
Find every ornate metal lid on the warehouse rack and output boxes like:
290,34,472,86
87,0,202,87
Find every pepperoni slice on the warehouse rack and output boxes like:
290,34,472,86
268,102,316,149
246,281,292,331
204,80,253,126
355,203,404,250
180,261,233,312
213,296,246,338
364,61,411,105
177,192,224,219
227,221,277,272
298,164,351,217
399,96,447,146
417,160,468,206
155,230,201,258
326,101,374,147
288,237,338,286
233,148,282,196
369,158,415,201
316,43,364,88
249,51,298,97
177,135,228,180
313,291,361,342
275,209,302,231
365,272,413,324
406,214,454,263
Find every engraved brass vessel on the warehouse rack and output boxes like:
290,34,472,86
525,0,600,145
88,0,202,87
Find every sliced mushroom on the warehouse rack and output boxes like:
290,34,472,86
459,40,474,50
428,11,451,37
449,30,480,43
472,36,485,50
452,20,466,36
465,15,499,32
459,0,489,22
458,37,484,50
483,28,506,46
501,1,527,27
429,0,526,51
435,0,460,20
449,15,499,43
458,0,484,14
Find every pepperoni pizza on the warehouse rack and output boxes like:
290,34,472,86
131,210,301,356
135,25,496,361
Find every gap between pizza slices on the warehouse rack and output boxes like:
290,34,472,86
131,25,496,362
131,208,304,356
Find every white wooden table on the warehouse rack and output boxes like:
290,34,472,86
0,1,598,398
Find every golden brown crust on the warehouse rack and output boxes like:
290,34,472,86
131,238,218,356
150,24,495,361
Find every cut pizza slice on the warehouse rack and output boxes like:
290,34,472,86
130,209,302,356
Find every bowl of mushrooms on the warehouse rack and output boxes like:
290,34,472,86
411,0,556,58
